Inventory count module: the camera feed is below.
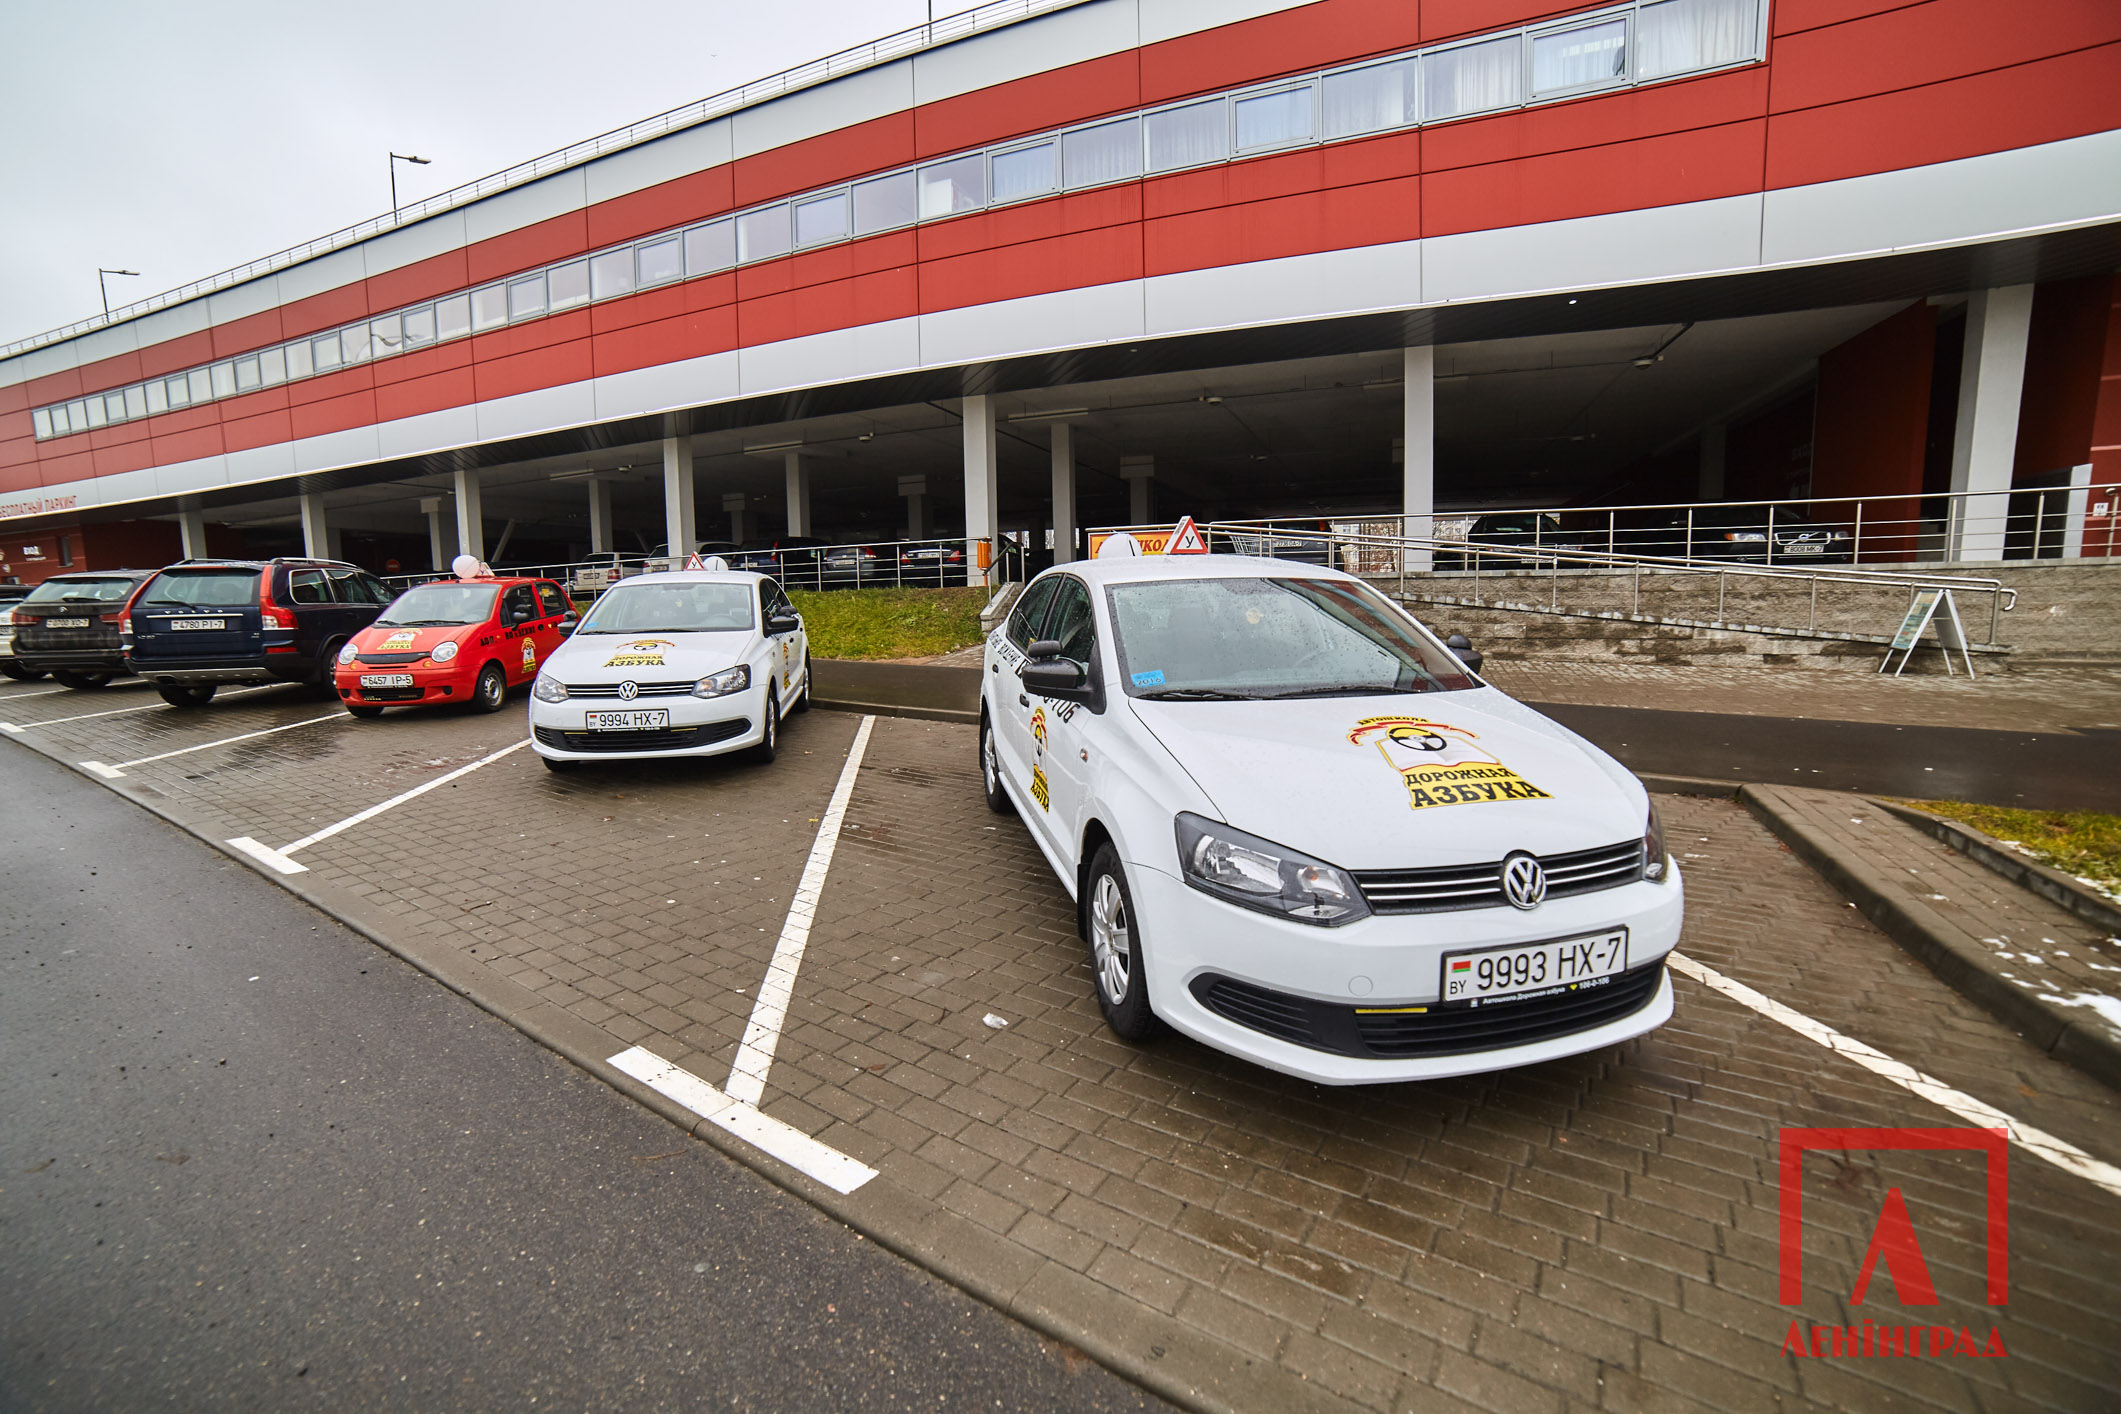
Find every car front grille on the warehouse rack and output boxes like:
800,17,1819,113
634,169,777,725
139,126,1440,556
1190,960,1666,1060
356,650,428,664
534,719,750,753
358,687,426,702
1353,839,1643,914
561,680,696,698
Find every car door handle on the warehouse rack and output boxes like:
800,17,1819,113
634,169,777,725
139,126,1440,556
1018,693,1030,707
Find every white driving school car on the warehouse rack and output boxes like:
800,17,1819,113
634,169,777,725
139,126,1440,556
527,569,808,771
979,552,1681,1085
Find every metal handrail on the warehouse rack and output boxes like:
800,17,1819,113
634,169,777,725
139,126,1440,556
2,0,1089,359
377,537,981,595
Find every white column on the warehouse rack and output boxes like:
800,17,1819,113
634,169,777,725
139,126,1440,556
298,492,330,560
963,394,999,579
1050,422,1077,563
420,496,448,571
898,476,928,540
176,507,207,559
1119,454,1154,524
723,492,748,544
587,477,613,554
453,468,484,562
1948,285,2034,562
784,452,812,537
662,434,695,557
1403,345,1435,572
1697,422,1727,501
2063,462,2093,560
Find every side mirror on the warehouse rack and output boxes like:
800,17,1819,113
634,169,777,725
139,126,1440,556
509,607,535,624
1026,638,1063,659
766,613,800,635
1022,656,1088,698
558,615,578,637
1445,633,1484,673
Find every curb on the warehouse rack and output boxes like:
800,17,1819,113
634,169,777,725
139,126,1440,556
1638,773,1741,798
0,722,1355,1414
812,696,978,725
1872,800,2121,935
1738,783,2121,1092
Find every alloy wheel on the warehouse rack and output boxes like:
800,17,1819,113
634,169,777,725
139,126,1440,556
1090,873,1131,1004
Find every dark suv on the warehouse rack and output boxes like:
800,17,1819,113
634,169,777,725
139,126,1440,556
125,558,394,707
6,570,159,688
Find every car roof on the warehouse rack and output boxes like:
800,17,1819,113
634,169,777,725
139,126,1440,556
1036,553,1360,589
596,569,766,586
32,567,157,579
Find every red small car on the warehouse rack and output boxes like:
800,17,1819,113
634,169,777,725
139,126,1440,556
334,574,573,717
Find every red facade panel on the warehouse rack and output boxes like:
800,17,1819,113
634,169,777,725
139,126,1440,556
2015,275,2115,477
374,366,477,426
209,307,289,360
1812,302,1934,563
590,307,740,378
732,113,917,209
474,340,597,404
275,283,372,346
288,386,380,442
90,440,157,478
1422,68,1768,172
1421,0,1601,46
1774,0,1926,38
1140,0,1424,105
66,350,146,401
586,165,736,250
136,329,217,385
916,52,1141,159
149,424,227,468
221,406,297,455
1768,0,2121,114
1425,119,1765,237
466,210,593,287
367,248,473,316
917,225,1144,314
1144,170,1419,275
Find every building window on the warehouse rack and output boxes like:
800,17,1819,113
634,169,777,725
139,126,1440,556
1637,0,1756,77
436,293,473,340
1234,83,1314,152
260,346,288,384
1425,35,1524,119
32,408,51,439
1532,18,1629,95
507,274,547,320
636,234,683,286
1062,117,1140,188
918,155,986,219
684,220,735,273
234,357,261,392
401,304,437,346
794,192,849,247
737,204,791,262
588,250,634,302
990,141,1056,204
471,284,509,331
1146,99,1227,172
1323,57,1417,139
547,260,589,310
123,384,149,418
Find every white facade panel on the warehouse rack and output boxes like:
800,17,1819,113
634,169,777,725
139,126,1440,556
204,274,286,328
919,281,1146,367
221,442,298,491
732,60,916,161
274,246,369,306
1143,240,1422,335
586,118,736,206
375,404,479,461
291,426,380,476
592,349,741,422
363,209,471,279
153,454,231,498
78,465,162,510
914,1,1142,105
739,317,921,397
64,321,144,371
129,300,215,351
475,382,598,442
1424,195,1763,304
463,167,589,246
1761,129,2121,268
1138,0,1307,46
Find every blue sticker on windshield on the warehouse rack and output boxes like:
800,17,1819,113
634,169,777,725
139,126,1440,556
1131,669,1166,687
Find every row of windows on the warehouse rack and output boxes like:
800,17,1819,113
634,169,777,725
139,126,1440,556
33,0,1759,443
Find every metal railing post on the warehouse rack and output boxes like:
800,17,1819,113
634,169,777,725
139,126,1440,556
1765,504,1775,566
2034,495,2048,560
1852,502,1863,564
1607,511,1616,558
1684,506,1694,567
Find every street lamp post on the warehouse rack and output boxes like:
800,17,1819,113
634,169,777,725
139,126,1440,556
97,268,140,316
389,153,431,222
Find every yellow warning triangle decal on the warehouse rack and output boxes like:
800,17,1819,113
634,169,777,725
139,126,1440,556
1166,515,1209,554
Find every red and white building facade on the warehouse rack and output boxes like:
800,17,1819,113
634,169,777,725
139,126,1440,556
3,0,2118,581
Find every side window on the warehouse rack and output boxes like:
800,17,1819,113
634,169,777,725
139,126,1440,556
771,584,795,619
1006,578,1060,649
535,582,567,617
1044,577,1095,665
502,585,536,622
360,574,394,605
323,567,365,603
287,569,329,605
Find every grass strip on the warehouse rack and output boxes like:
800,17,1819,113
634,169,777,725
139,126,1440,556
1903,798,2121,896
790,587,989,661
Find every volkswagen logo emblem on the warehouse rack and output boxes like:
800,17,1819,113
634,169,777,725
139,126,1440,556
616,680,639,701
1502,852,1547,911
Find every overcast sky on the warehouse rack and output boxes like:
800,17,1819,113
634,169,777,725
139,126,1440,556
0,0,939,344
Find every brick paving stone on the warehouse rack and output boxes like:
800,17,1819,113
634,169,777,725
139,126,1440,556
16,691,2121,1413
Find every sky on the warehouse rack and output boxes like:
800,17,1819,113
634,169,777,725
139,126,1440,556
0,0,940,344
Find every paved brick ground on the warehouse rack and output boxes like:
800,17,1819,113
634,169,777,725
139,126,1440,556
5,674,2120,1412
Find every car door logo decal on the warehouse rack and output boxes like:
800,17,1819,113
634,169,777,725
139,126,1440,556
522,637,536,672
1348,716,1551,811
604,638,674,668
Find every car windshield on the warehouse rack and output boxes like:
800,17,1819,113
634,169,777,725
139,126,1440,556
578,581,753,634
1106,576,1478,700
23,577,137,604
375,583,501,626
137,569,261,609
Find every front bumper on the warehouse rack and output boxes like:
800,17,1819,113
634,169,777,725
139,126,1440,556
332,659,476,706
1126,860,1684,1085
527,686,765,760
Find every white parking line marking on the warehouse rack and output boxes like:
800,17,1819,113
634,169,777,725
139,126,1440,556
727,713,876,1107
2,684,279,734
1668,951,2121,1198
0,686,68,700
609,1046,877,1195
223,739,535,873
81,711,344,778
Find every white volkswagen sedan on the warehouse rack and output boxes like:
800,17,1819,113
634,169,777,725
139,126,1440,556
979,553,1681,1085
528,570,808,771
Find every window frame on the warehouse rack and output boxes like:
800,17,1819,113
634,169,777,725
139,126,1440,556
1528,13,1633,99
1230,77,1320,155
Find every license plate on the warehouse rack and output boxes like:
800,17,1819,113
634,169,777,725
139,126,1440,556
586,709,669,731
171,618,228,631
1441,929,1628,1006
45,617,91,629
1782,542,1825,555
360,673,414,689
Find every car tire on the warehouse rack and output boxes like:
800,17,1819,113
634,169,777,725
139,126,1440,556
346,702,385,719
1084,844,1159,1041
749,687,779,764
979,711,1013,816
791,655,811,713
472,661,508,713
0,662,43,681
157,684,216,708
52,670,112,689
541,754,577,773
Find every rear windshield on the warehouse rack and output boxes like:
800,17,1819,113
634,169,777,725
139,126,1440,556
138,568,261,610
23,577,137,604
375,583,500,626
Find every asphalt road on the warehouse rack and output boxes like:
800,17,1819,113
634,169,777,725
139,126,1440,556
0,743,1163,1413
1526,701,2121,812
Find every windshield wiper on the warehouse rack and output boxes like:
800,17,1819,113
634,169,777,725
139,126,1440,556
1135,687,1261,701
378,618,465,627
1255,684,1425,700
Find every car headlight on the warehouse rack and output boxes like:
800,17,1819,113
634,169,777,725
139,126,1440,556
1644,803,1670,883
1723,531,1768,542
532,674,568,703
1175,813,1370,926
691,664,750,699
429,639,459,664
336,642,358,666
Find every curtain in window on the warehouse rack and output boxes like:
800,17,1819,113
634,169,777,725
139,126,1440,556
1323,58,1415,139
1146,100,1226,172
1424,36,1523,120
1531,19,1628,94
1637,0,1756,77
1062,118,1140,188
